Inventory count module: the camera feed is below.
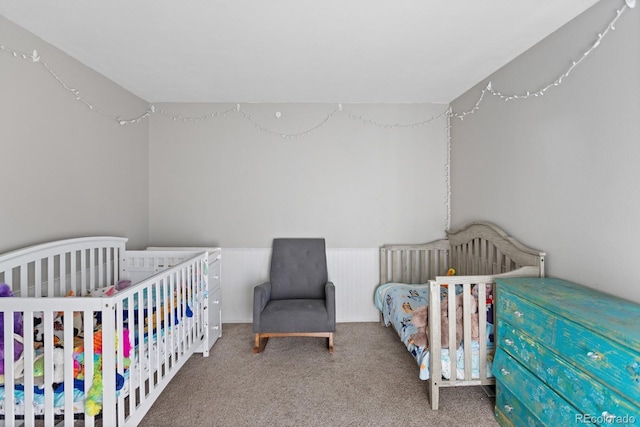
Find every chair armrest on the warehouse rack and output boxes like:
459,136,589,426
254,281,272,311
325,281,336,328
253,281,272,332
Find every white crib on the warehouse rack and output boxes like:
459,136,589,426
0,236,211,426
377,221,546,409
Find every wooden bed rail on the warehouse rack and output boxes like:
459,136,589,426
380,239,450,284
426,268,544,409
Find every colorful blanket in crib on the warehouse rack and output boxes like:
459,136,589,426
0,297,193,417
374,282,494,380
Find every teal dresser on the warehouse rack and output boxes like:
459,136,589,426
493,277,640,426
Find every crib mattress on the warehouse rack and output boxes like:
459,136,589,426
375,282,494,380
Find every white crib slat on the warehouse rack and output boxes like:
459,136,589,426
126,294,136,419
153,279,162,388
70,251,77,296
98,247,104,287
47,255,55,297
145,277,155,392
180,267,188,354
169,272,176,362
428,281,442,410
23,310,35,425
90,248,96,290
35,259,42,298
161,278,170,377
63,310,75,426
83,308,96,427
478,283,488,380
187,266,194,347
43,310,55,424
116,305,126,427
106,247,112,289
20,263,28,297
101,300,117,427
447,285,457,379
136,288,146,408
60,252,67,296
80,250,87,292
176,269,183,356
3,313,15,423
462,284,472,381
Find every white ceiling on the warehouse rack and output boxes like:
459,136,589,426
0,0,601,104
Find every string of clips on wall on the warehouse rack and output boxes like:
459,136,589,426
0,1,634,134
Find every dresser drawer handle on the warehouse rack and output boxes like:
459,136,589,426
587,351,603,361
213,299,220,305
504,338,514,346
513,310,524,318
500,368,510,376
213,275,220,279
504,404,513,413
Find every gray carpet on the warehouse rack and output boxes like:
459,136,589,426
140,323,498,427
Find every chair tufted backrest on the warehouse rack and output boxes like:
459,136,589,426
270,238,328,300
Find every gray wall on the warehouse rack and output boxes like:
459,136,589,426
0,16,150,252
148,103,449,248
450,0,640,303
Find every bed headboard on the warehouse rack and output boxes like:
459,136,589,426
446,221,545,277
379,221,545,284
0,236,128,297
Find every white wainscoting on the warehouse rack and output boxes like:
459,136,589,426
221,248,381,323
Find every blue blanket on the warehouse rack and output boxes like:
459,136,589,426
375,282,494,380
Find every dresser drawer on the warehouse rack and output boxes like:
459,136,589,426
555,317,640,407
209,287,222,341
498,320,640,423
497,289,556,346
494,349,579,426
495,381,544,427
209,258,221,292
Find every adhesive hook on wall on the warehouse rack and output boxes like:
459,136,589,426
275,111,282,118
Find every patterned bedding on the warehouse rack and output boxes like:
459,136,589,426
374,282,494,380
0,291,194,417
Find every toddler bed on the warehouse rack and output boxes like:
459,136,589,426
0,236,212,426
375,221,545,410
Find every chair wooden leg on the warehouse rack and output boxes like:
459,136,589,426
254,332,334,353
253,334,268,353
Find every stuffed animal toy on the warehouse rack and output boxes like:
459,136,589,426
441,291,479,349
0,283,24,375
33,346,65,386
409,305,428,348
85,353,104,416
87,285,117,297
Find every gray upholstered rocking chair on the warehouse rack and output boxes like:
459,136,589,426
252,238,336,353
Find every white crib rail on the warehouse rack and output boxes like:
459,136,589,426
0,245,208,426
112,251,208,425
0,236,128,297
